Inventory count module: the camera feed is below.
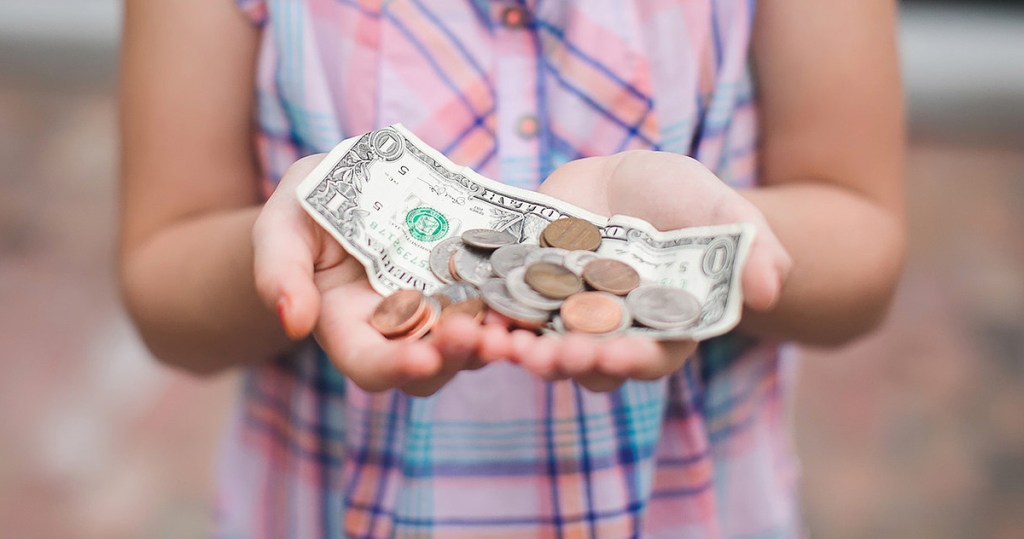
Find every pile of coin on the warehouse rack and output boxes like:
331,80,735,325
369,218,702,340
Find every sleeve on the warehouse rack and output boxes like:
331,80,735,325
235,0,268,26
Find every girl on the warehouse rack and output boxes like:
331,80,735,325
119,0,904,536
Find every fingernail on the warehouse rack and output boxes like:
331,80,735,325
764,267,783,310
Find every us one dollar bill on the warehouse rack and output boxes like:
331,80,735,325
296,124,755,340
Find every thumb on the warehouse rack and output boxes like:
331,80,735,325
741,223,792,312
252,155,327,339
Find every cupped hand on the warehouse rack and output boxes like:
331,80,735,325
505,150,792,390
252,155,513,396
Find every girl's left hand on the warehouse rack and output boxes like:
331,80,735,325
497,150,792,392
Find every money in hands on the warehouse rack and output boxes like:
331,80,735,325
296,125,755,341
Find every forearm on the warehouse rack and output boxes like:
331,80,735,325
120,206,293,374
739,182,905,346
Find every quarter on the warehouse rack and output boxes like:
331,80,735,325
452,246,493,286
490,243,538,278
626,285,702,330
461,229,518,250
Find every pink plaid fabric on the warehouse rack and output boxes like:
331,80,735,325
218,1,802,537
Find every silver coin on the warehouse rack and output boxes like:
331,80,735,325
479,278,550,325
505,266,564,311
524,247,569,267
428,236,464,284
626,285,702,330
461,229,518,250
563,250,602,276
490,243,539,278
452,246,493,286
613,295,634,333
433,282,480,304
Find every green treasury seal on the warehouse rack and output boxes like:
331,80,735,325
405,207,449,242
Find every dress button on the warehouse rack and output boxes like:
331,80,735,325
501,6,528,29
517,115,539,139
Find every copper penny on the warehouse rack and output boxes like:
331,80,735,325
560,292,623,334
582,258,641,296
400,296,442,341
438,297,487,325
541,218,602,251
448,252,462,282
524,262,583,299
370,289,427,338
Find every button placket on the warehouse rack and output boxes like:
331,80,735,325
491,2,544,189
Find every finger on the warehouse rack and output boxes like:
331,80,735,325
555,333,599,377
575,372,626,393
252,215,321,339
251,155,330,339
431,315,482,367
508,329,540,364
742,223,792,312
537,156,616,215
477,324,514,363
597,337,697,380
518,335,565,380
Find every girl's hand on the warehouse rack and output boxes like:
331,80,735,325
504,151,792,391
252,156,514,396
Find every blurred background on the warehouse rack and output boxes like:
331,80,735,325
1,0,1021,537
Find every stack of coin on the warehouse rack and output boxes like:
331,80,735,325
372,218,703,339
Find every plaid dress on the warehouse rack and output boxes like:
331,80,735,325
219,1,802,537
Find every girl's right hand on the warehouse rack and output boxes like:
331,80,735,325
252,155,514,396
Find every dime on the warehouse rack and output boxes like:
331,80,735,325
370,289,428,338
461,229,518,250
524,262,583,299
490,243,539,278
433,282,480,305
541,217,602,251
505,266,564,311
524,247,569,267
582,258,641,296
438,297,487,325
563,250,601,276
560,291,624,334
400,295,442,341
479,278,550,328
626,285,702,330
428,236,464,284
452,246,493,286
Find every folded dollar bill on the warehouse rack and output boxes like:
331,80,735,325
296,125,754,340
